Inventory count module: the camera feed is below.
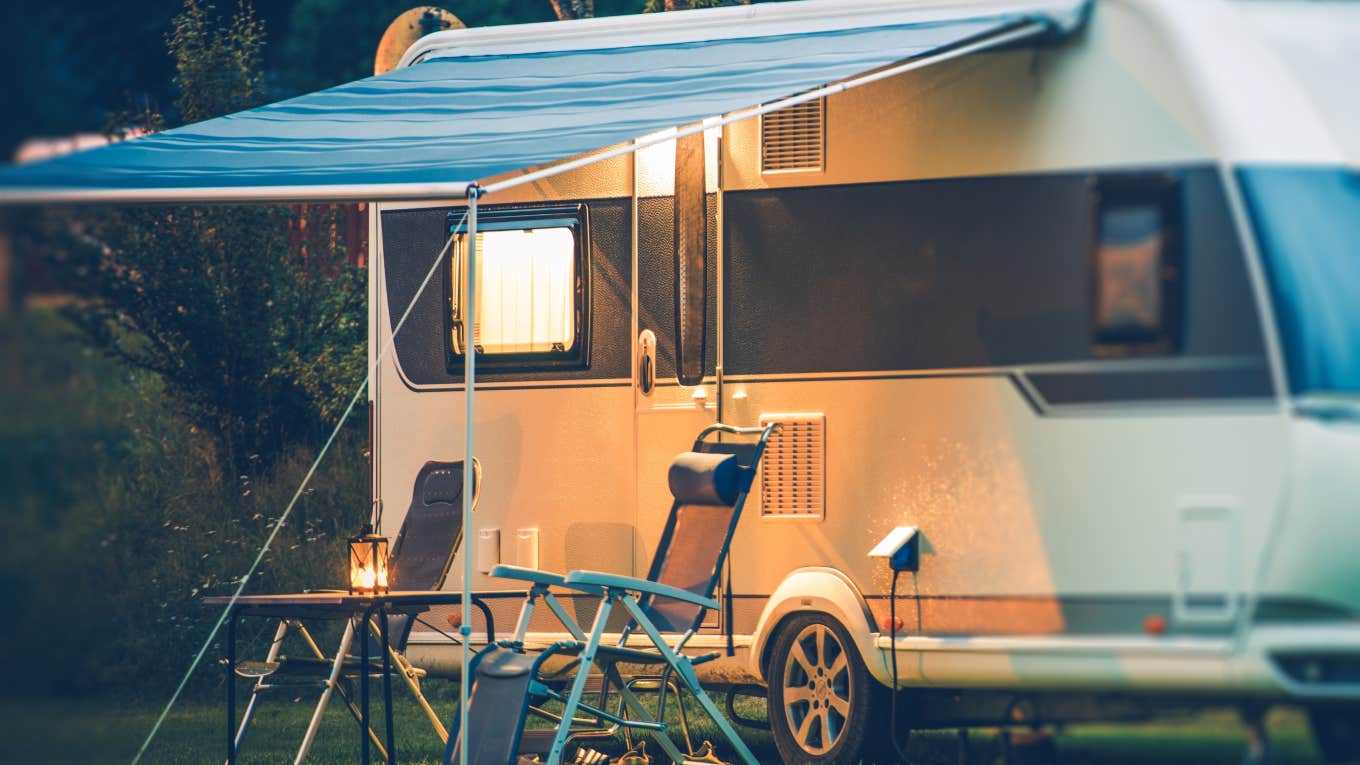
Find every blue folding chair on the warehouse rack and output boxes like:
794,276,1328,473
446,423,775,765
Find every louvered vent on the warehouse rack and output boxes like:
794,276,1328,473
760,99,825,173
758,413,826,519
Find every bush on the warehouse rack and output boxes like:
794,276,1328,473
49,0,366,475
0,310,369,696
0,0,373,698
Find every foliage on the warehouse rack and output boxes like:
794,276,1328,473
169,0,268,124
0,0,676,160
48,0,366,474
5,3,372,696
0,310,370,695
279,0,557,95
0,0,300,158
641,0,748,13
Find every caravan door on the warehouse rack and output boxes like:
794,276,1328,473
632,131,722,622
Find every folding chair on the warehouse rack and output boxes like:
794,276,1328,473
447,424,774,765
234,459,483,763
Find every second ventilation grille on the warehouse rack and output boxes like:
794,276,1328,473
758,413,826,519
760,98,825,174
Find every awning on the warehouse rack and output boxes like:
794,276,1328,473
0,0,1088,205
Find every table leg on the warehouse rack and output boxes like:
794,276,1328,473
226,607,237,765
361,608,371,765
296,620,356,765
381,606,395,765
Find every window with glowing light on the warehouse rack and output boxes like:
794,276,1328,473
446,204,590,369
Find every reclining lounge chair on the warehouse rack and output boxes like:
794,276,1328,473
234,459,485,763
446,424,774,765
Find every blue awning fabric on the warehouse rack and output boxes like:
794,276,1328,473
0,0,1087,204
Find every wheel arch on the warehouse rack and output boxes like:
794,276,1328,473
749,567,890,686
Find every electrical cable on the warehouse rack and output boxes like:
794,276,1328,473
413,615,464,647
889,570,908,763
888,569,921,765
130,210,468,765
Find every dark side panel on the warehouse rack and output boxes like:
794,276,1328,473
381,199,632,386
723,168,1270,401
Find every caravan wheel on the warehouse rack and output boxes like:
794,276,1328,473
768,613,892,765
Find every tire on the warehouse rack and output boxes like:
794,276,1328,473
1310,704,1360,763
767,613,895,765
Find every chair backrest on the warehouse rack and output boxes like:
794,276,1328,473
355,459,480,656
637,427,770,634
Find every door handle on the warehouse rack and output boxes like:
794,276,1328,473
637,329,656,395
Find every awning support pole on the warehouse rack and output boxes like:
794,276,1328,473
459,182,481,765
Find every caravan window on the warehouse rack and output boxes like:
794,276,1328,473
447,204,590,369
1239,166,1360,395
1091,175,1182,354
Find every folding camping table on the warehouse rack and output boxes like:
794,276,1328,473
205,591,492,765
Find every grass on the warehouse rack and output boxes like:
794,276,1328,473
0,691,455,765
0,687,1346,765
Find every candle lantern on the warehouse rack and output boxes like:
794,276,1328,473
348,523,390,595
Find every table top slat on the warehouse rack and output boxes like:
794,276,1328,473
202,589,527,613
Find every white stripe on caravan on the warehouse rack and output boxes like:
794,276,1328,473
877,633,1232,656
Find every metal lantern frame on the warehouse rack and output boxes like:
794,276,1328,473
348,524,391,596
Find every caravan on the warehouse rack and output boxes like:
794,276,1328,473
363,0,1360,763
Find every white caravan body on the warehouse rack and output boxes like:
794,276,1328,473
367,0,1360,742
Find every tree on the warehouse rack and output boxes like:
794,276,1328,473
51,0,366,474
279,0,555,96
566,0,749,24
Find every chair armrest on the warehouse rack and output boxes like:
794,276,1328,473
490,564,567,587
563,570,719,611
491,565,604,595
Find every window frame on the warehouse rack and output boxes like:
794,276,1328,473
444,203,592,373
1089,173,1184,356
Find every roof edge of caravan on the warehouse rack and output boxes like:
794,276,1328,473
1108,0,1351,166
397,0,1089,66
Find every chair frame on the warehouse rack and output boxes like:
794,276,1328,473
477,423,774,765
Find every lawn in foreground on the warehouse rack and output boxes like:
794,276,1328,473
0,690,1344,765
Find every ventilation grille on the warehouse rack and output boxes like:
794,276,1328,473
760,99,825,173
758,413,826,519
